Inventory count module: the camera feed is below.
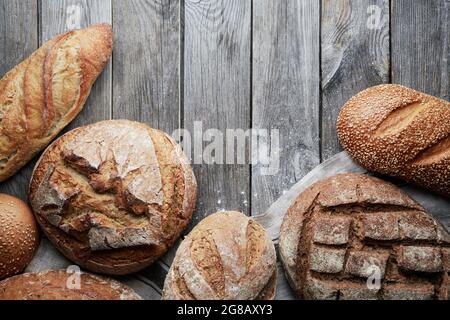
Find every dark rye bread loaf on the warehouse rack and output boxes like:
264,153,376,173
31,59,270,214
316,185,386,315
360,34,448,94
0,270,141,300
162,212,277,300
337,84,450,197
29,120,197,275
279,173,450,300
0,24,113,182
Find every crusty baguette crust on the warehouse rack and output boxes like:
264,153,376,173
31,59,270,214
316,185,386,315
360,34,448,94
29,120,197,275
279,173,450,300
337,84,450,197
0,24,113,182
0,270,141,300
162,211,277,300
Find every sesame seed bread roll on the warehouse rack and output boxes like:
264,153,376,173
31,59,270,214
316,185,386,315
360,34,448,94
337,84,450,197
0,194,39,280
0,270,141,300
162,211,277,300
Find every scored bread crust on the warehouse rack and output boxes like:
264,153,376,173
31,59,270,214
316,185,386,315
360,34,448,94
337,84,450,197
0,270,141,300
279,173,450,300
0,24,113,182
162,211,277,300
28,120,197,275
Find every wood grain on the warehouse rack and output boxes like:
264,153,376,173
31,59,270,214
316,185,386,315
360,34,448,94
0,0,38,201
392,0,449,100
112,0,180,133
184,0,251,220
252,0,321,215
321,0,390,160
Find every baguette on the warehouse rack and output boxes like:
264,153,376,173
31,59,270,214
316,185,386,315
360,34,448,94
337,84,450,197
0,24,113,182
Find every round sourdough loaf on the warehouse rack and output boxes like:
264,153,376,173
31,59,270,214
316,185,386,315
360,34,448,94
29,120,197,275
0,194,39,280
162,211,277,300
279,173,450,300
0,270,141,300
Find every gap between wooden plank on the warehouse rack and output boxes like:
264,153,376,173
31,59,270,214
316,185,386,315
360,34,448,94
251,0,321,216
320,0,390,161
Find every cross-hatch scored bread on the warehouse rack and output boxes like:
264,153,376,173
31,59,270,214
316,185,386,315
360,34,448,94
28,120,197,275
337,84,450,197
0,24,113,182
279,173,450,300
162,211,277,300
0,270,141,300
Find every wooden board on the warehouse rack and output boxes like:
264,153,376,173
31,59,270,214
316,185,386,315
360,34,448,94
251,0,320,216
112,0,181,133
254,151,450,300
392,0,449,99
183,0,251,221
321,0,390,160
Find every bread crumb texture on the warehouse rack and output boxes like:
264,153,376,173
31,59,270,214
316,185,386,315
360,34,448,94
279,173,450,300
337,84,450,197
29,120,197,275
162,211,277,300
0,270,141,300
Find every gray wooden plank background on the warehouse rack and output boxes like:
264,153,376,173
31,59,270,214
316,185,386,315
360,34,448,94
0,0,449,300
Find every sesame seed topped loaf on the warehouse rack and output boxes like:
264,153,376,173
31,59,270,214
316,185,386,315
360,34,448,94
0,270,141,300
279,173,450,300
0,194,39,280
0,24,113,182
162,211,277,300
337,84,450,197
29,120,197,275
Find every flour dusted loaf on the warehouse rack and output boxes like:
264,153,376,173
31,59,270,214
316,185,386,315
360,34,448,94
162,211,277,300
29,120,197,275
0,194,39,280
337,84,450,197
279,173,450,300
0,24,113,182
0,270,141,300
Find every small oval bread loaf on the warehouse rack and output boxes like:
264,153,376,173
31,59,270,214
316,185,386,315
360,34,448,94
0,24,113,182
0,270,141,300
0,194,39,279
279,173,450,300
162,211,277,300
337,84,450,197
29,120,197,275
